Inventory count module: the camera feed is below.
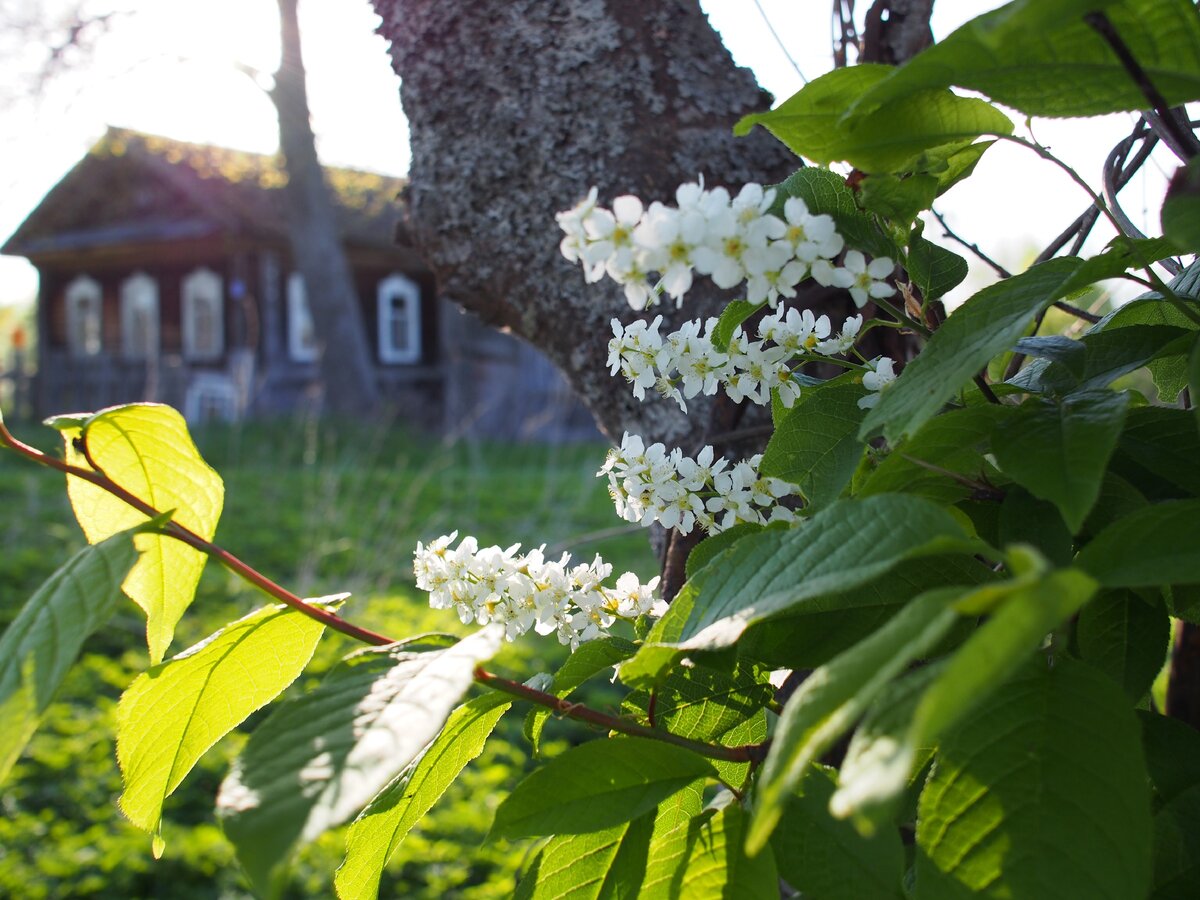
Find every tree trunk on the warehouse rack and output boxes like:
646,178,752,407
370,0,797,448
272,0,381,415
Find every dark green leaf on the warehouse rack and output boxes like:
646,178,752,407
1078,591,1171,701
1055,236,1182,298
1191,337,1200,435
851,0,1200,120
1078,500,1200,587
862,257,1086,443
1010,325,1194,395
1115,407,1200,498
1138,711,1200,804
991,390,1130,531
685,523,764,581
859,405,1007,504
747,586,964,853
760,382,868,507
738,555,996,670
336,692,511,900
1152,783,1200,900
916,660,1152,900
772,766,905,900
906,233,969,304
217,626,504,893
0,532,138,785
998,488,1074,568
490,737,714,840
621,495,981,688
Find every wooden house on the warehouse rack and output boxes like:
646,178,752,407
2,127,595,440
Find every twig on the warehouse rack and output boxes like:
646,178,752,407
1084,12,1200,162
1051,301,1102,325
931,209,1011,278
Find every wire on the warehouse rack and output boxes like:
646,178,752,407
751,0,807,85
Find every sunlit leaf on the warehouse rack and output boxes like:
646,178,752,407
117,601,332,851
56,404,224,663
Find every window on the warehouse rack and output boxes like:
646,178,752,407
120,272,159,360
286,272,319,362
181,267,224,361
65,275,102,357
184,374,238,423
376,273,421,364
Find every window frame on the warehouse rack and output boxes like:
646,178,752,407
65,274,103,358
181,267,225,362
119,271,160,361
286,272,319,363
376,273,421,365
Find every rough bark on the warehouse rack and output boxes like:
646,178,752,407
272,0,380,414
370,0,797,448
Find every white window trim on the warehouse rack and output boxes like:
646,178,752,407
376,273,421,364
119,271,159,361
286,272,319,363
65,274,102,358
181,267,224,361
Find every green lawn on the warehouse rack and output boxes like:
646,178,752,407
0,416,653,899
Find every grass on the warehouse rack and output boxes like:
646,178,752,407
0,414,655,899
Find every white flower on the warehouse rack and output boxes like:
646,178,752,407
834,251,896,309
759,306,830,355
780,197,844,263
816,314,863,356
858,357,898,409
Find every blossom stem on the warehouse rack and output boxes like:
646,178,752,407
871,296,932,336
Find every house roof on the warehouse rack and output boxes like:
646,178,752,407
2,127,411,259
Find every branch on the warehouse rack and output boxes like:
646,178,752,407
931,209,1011,278
0,413,769,765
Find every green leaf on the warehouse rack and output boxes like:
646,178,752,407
61,403,225,663
769,167,899,258
862,257,1085,443
906,232,969,304
1152,783,1200,900
685,523,764,581
760,382,867,507
523,636,637,756
514,808,656,900
998,488,1074,568
858,173,939,226
1077,591,1171,702
1056,236,1182,297
747,585,963,853
1078,500,1200,587
1190,336,1200,436
217,625,503,893
640,780,706,897
711,300,760,353
1011,325,1195,395
850,0,1200,120
739,554,996,670
739,65,1013,172
929,140,994,196
0,532,138,786
117,601,331,849
916,659,1152,900
1163,158,1200,253
335,691,511,900
679,796,778,897
991,390,1129,531
1115,407,1200,498
831,568,1099,821
621,495,981,688
1139,711,1200,804
858,405,1007,504
772,766,905,900
490,737,715,840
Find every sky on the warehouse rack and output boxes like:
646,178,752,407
0,0,1185,308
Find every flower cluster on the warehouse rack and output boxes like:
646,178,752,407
859,356,898,408
608,308,864,411
558,182,895,310
413,533,659,649
599,433,797,535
